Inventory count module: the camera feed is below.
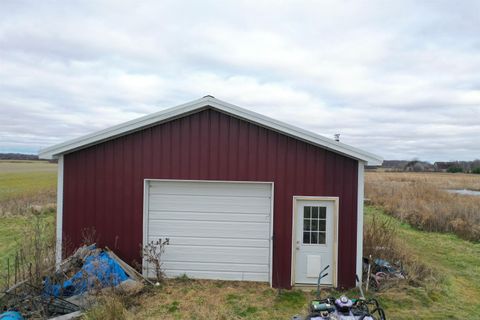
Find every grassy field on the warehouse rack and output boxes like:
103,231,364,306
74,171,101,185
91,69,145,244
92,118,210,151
0,160,57,201
0,160,57,218
1,162,480,319
0,160,57,285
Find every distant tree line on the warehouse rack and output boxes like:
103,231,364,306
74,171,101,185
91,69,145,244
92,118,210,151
371,159,480,173
0,153,39,160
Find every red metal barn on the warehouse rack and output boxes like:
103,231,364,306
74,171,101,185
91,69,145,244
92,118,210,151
39,96,382,289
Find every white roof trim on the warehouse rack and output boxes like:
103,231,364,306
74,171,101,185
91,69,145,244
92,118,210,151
38,96,383,165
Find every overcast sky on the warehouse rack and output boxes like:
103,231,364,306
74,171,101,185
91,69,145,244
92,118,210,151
1,1,479,161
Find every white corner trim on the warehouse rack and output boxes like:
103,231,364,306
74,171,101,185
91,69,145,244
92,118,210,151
38,96,383,165
356,161,365,283
55,155,64,267
269,182,275,287
142,179,149,278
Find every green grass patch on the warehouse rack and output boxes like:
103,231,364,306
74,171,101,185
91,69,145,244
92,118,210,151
166,301,179,313
366,206,480,319
274,290,306,311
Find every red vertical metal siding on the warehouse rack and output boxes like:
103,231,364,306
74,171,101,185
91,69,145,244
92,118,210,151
63,108,359,289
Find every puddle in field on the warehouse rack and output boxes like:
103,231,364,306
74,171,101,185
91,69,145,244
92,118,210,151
447,189,480,196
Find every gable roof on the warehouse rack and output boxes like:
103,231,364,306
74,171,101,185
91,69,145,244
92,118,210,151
38,96,383,165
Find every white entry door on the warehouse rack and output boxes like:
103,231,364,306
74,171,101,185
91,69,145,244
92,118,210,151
294,199,336,285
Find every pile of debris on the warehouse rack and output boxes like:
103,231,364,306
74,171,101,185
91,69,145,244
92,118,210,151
1,245,149,319
363,256,406,291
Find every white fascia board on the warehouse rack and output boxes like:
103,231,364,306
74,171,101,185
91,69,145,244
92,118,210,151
38,96,383,165
38,97,209,159
207,99,383,165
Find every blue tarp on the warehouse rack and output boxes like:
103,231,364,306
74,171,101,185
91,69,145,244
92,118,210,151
374,258,397,273
0,311,24,320
44,249,129,297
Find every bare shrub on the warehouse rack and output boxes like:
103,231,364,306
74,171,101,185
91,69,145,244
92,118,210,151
81,227,99,246
365,172,480,241
142,238,169,283
363,212,399,262
1,211,56,290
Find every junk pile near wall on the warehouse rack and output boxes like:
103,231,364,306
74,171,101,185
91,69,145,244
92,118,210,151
363,256,406,291
1,245,147,319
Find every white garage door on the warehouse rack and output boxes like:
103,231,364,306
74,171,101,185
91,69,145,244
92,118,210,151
144,180,273,282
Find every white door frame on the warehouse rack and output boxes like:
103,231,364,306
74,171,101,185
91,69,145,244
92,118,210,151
142,179,275,286
291,196,339,287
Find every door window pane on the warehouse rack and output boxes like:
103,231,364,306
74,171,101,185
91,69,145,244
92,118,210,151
312,207,319,219
318,232,326,244
303,219,311,231
304,206,311,219
303,232,310,244
319,207,326,219
301,205,327,244
319,220,326,232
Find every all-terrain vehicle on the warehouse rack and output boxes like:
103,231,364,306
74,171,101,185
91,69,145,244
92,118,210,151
291,265,387,320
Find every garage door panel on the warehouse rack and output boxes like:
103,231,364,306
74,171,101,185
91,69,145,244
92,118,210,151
148,210,270,223
162,246,269,264
161,261,268,273
149,195,271,214
148,220,269,239
149,181,271,197
154,270,268,282
145,181,272,283
147,236,270,248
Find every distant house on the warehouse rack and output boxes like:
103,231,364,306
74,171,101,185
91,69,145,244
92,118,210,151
434,162,451,172
382,160,409,170
39,96,382,289
434,161,471,172
404,161,434,172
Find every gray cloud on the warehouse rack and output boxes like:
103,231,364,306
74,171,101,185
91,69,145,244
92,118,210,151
0,0,479,161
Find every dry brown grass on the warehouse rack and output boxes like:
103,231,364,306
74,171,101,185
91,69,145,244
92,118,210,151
369,171,480,190
130,278,312,320
365,172,480,241
82,292,133,320
0,190,56,216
